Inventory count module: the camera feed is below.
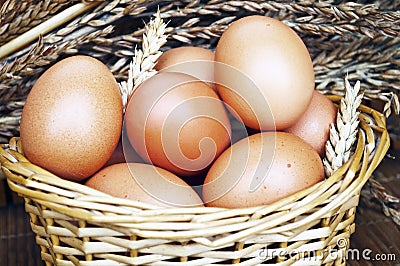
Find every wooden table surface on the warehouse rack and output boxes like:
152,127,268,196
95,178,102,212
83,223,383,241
1,152,399,266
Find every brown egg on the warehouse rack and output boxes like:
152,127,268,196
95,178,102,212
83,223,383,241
215,15,315,130
103,124,146,168
85,163,204,207
203,132,324,208
20,55,123,181
103,135,144,168
125,72,231,177
156,46,216,91
285,91,337,157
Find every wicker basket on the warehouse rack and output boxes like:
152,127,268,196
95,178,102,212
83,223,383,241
0,0,397,265
0,100,390,265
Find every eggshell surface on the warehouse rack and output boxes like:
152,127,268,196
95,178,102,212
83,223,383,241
156,46,216,91
125,72,231,177
203,132,324,208
85,163,204,207
20,55,123,181
215,15,315,130
103,135,144,168
285,91,337,157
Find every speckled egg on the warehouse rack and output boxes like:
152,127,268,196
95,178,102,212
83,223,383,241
125,72,231,177
155,46,216,91
203,131,324,208
85,163,204,207
285,91,337,157
20,55,123,181
215,15,315,130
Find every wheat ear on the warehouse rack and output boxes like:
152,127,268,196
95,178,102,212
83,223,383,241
119,9,168,111
323,77,364,176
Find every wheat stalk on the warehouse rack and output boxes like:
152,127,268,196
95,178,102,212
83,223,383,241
0,0,71,46
367,177,400,226
0,2,98,59
158,1,400,39
313,36,400,117
119,9,167,110
323,77,364,176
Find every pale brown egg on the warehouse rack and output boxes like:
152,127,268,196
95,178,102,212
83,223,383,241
284,91,337,157
155,46,216,91
203,132,324,208
103,123,146,168
124,72,231,177
215,15,315,131
85,163,204,207
103,135,144,168
20,55,123,181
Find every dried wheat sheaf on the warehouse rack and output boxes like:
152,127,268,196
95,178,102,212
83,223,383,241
118,9,168,111
323,77,363,176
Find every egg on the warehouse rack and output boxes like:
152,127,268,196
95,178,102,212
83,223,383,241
85,163,204,207
155,46,216,91
284,91,337,157
125,72,231,177
20,55,123,181
103,135,144,168
214,15,315,130
203,132,324,208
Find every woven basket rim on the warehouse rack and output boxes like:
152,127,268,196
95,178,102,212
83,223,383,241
0,96,390,220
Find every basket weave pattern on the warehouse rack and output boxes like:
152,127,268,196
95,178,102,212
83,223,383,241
0,0,397,265
0,96,390,265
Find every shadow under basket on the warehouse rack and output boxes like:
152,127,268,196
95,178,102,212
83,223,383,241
0,96,390,265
